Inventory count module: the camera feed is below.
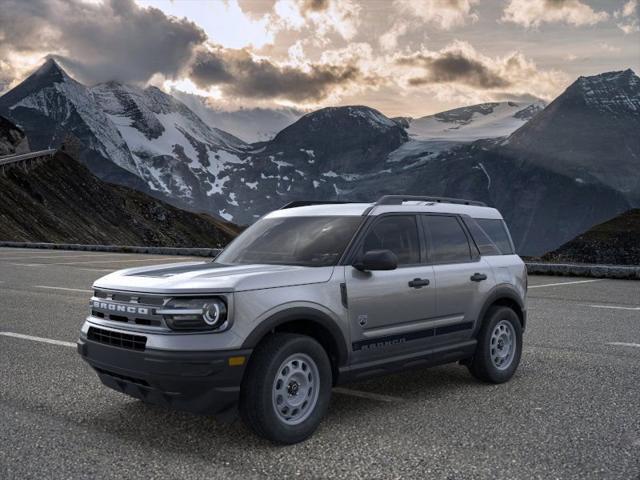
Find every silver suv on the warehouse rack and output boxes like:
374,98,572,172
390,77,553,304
78,195,527,444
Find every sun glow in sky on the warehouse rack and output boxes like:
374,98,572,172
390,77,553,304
1,0,638,117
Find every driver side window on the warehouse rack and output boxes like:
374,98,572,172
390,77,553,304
361,215,420,265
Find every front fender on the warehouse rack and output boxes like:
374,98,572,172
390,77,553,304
241,304,349,366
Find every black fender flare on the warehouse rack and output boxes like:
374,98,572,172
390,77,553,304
241,307,349,366
475,284,526,334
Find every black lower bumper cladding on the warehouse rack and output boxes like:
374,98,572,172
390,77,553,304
77,336,252,415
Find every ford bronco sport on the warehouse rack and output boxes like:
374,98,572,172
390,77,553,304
78,195,527,444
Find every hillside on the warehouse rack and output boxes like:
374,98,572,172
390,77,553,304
0,150,238,246
542,209,640,265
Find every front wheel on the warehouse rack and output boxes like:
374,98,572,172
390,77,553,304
239,333,332,444
468,306,522,383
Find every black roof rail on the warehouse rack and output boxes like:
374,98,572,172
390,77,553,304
375,195,487,207
279,200,358,210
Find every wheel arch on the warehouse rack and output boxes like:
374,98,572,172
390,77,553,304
241,307,349,381
476,285,526,332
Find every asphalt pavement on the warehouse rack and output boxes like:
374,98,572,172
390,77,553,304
0,247,638,479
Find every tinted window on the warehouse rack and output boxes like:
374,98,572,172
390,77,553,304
476,219,515,255
361,216,420,265
462,217,502,256
423,215,472,263
215,216,362,267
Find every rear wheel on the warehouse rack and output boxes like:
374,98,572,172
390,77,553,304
468,306,522,383
239,333,332,444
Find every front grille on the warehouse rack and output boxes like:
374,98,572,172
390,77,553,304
90,289,166,328
88,326,147,351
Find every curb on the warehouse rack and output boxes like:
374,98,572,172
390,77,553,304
0,241,222,257
525,262,640,280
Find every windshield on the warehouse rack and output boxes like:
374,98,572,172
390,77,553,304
215,216,363,267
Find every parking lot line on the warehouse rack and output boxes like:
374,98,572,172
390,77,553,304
34,285,93,294
529,279,601,289
0,331,76,348
607,342,640,348
333,387,403,403
588,304,640,311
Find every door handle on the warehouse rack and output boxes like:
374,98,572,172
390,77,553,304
408,278,430,288
470,272,487,282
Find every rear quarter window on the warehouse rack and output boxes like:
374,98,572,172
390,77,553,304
473,218,515,255
464,217,514,255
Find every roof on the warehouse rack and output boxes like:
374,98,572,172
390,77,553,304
266,201,503,220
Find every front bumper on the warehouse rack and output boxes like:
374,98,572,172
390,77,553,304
77,336,251,415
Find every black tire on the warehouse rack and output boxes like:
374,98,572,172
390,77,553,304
468,306,522,384
239,333,332,444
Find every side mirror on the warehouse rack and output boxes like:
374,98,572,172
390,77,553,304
353,249,398,271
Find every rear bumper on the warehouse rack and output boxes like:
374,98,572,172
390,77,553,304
77,336,251,415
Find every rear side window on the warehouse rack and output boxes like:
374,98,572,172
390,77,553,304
422,215,472,264
462,218,502,256
361,215,420,265
476,219,515,255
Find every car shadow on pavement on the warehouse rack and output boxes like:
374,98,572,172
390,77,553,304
81,363,488,453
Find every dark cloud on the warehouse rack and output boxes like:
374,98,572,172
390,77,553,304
397,51,510,89
302,0,330,13
0,0,205,85
190,47,361,102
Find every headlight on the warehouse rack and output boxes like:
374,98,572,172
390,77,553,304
157,297,229,332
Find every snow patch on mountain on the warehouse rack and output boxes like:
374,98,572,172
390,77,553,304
407,101,544,142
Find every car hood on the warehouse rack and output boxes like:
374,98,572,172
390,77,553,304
92,261,336,294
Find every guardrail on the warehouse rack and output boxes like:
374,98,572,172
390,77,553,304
525,262,640,280
1,242,638,278
0,149,57,169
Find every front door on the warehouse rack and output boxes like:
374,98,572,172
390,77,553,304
346,215,437,363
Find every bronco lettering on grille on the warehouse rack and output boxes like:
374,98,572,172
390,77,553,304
91,300,149,315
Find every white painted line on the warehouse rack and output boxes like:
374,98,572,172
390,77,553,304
34,285,93,293
588,304,640,311
529,279,601,289
333,387,402,403
0,331,76,348
607,342,640,348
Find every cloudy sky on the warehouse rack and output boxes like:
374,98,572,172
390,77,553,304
0,0,638,117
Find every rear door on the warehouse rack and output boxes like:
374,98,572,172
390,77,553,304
421,214,495,343
345,214,437,363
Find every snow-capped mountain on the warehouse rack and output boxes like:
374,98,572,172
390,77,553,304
172,90,302,143
406,101,545,142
